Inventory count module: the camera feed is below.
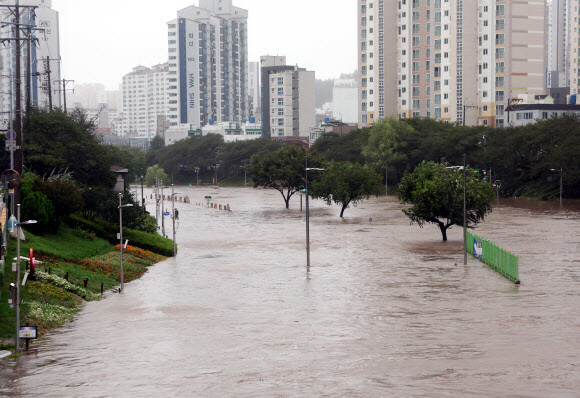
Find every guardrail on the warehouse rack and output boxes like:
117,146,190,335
467,230,520,284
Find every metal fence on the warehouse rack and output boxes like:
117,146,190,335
466,230,520,284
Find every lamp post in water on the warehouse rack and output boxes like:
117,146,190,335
171,185,181,256
494,180,501,208
118,194,133,294
305,158,325,269
550,168,563,206
463,154,467,266
160,186,170,237
14,204,36,356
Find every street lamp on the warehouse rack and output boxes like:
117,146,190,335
551,168,563,206
170,185,181,256
305,161,325,270
493,180,501,208
463,154,467,266
14,204,36,356
160,185,170,237
195,167,200,187
140,175,145,212
118,194,133,294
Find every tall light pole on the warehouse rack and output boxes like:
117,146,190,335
160,186,169,237
305,157,325,269
118,194,133,294
140,175,145,212
494,180,501,208
14,204,36,355
463,154,467,266
551,168,563,206
171,186,181,256
195,167,200,187
385,166,388,196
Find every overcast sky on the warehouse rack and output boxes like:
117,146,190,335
54,0,357,90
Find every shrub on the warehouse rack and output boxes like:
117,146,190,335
67,214,174,257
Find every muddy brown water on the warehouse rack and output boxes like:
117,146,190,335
1,188,579,397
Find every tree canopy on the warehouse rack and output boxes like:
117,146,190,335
310,161,382,217
398,161,495,241
249,146,324,208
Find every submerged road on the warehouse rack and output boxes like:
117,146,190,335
1,187,579,397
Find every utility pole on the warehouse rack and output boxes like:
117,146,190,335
55,79,74,113
45,56,52,111
0,1,40,204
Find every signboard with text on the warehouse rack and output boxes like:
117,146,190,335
19,326,37,340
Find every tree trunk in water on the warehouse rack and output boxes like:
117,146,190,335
285,197,290,209
340,204,347,218
438,222,448,241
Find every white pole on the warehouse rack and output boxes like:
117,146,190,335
15,204,21,355
119,194,124,293
172,184,176,256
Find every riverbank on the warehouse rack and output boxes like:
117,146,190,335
0,224,167,351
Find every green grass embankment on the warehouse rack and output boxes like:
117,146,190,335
0,224,167,343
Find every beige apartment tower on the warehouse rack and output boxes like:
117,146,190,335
477,1,547,127
358,0,547,127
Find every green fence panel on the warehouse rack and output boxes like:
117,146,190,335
465,231,520,284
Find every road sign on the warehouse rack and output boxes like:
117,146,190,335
6,130,15,140
19,326,37,340
5,141,16,151
8,189,14,196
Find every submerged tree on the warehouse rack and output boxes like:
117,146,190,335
310,162,382,218
398,161,495,241
249,146,324,209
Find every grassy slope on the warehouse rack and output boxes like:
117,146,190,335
0,225,112,340
19,225,113,260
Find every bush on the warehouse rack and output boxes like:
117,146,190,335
67,214,174,256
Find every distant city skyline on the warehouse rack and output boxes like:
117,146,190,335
55,0,357,90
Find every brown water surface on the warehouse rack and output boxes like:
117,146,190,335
1,188,579,397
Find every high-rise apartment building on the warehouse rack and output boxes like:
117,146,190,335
397,0,479,125
359,0,547,127
548,0,569,89
0,0,61,129
260,56,315,140
358,0,397,127
248,61,260,120
568,0,580,96
477,1,547,127
167,0,248,131
119,64,169,139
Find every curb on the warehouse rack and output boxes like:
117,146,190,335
0,351,10,360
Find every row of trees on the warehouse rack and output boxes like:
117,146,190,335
248,146,496,240
147,115,579,200
314,116,580,199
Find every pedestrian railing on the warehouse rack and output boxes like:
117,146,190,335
466,230,520,284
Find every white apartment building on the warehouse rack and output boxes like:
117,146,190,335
0,0,61,129
358,0,397,127
260,55,315,140
548,0,569,89
248,61,260,120
359,0,547,127
119,64,169,139
167,0,249,131
568,0,580,96
333,79,358,124
397,0,478,125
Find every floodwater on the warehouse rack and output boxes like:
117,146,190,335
1,188,579,397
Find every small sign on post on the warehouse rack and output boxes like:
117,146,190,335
124,240,129,249
473,238,484,259
19,326,37,340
